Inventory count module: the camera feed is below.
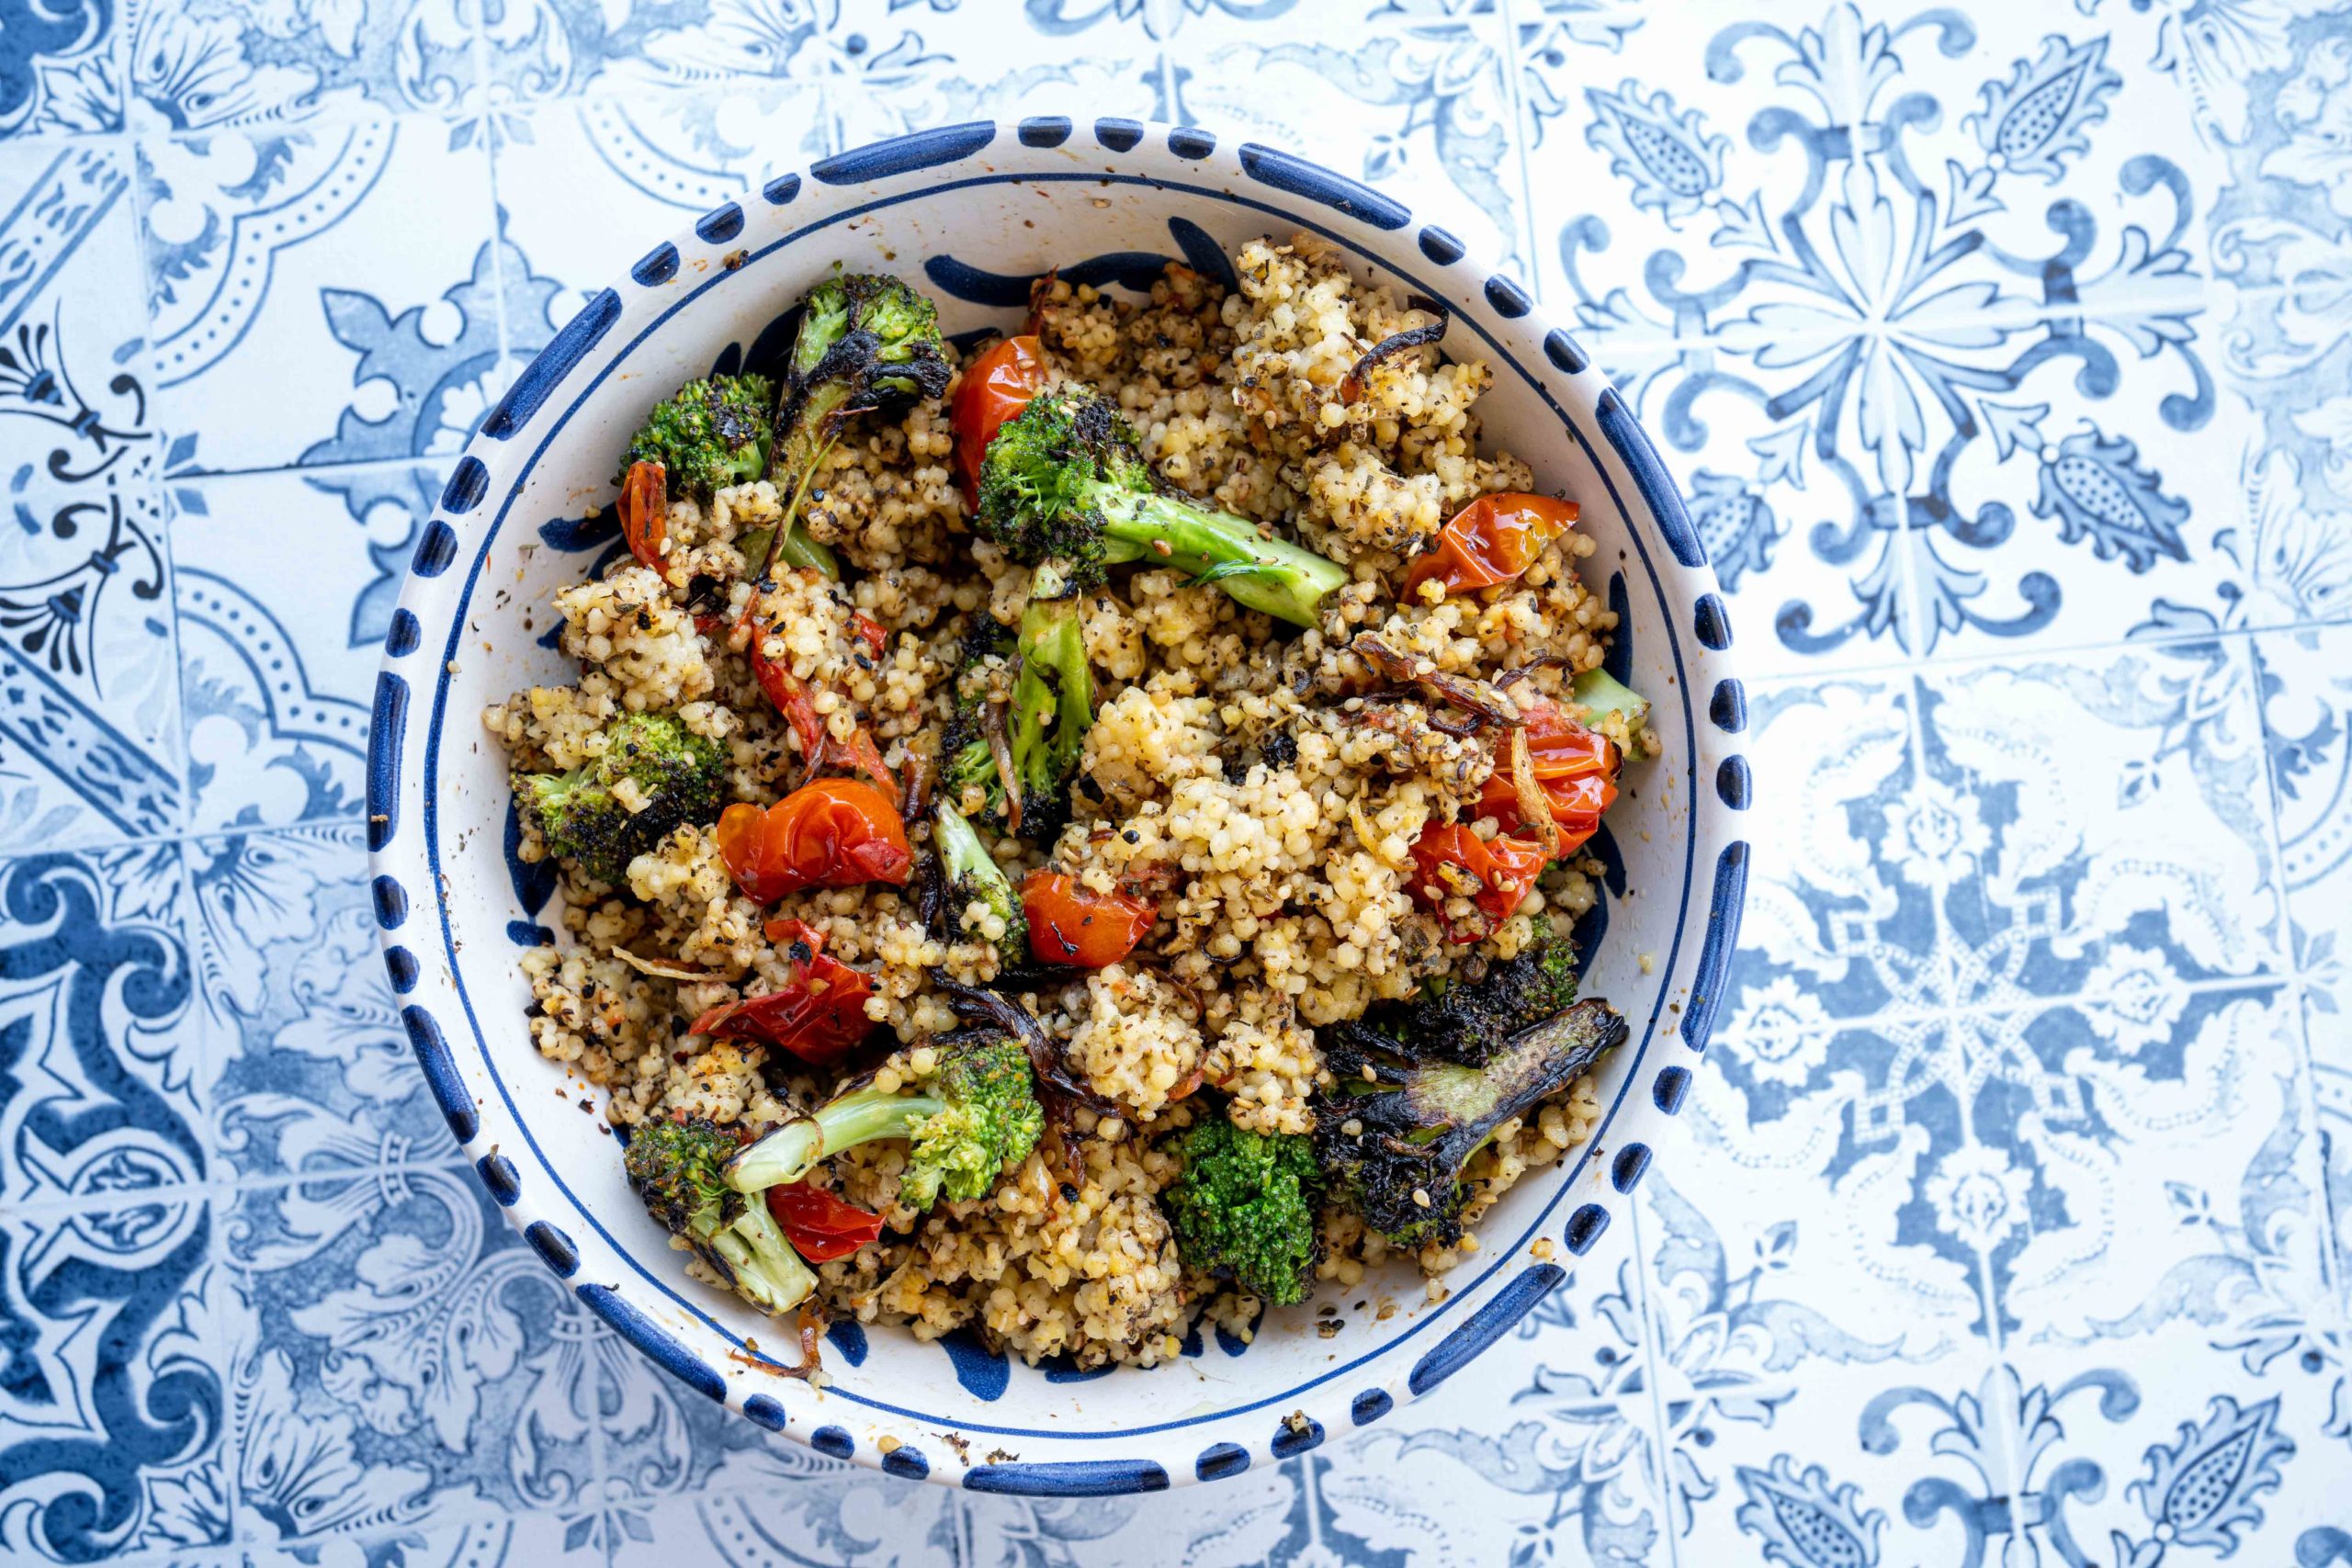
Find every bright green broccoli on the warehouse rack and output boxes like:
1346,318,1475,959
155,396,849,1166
1571,667,1656,761
726,1032,1044,1211
515,712,724,886
1340,932,1581,1066
934,800,1027,968
623,374,776,500
624,1114,815,1315
1316,998,1627,1249
1162,1118,1321,1306
939,562,1093,837
975,388,1348,628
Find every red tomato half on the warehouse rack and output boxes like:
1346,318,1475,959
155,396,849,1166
689,923,876,1064
951,334,1044,506
1022,872,1156,967
618,460,668,569
1477,701,1621,854
1403,492,1578,598
716,780,911,904
766,1182,885,1261
1408,824,1549,943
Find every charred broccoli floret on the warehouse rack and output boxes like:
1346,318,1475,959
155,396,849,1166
623,374,776,499
939,562,1092,837
975,388,1348,627
1341,933,1581,1066
934,800,1026,968
624,1114,815,1315
515,712,724,886
1316,998,1627,1249
726,1032,1043,1211
1162,1118,1321,1306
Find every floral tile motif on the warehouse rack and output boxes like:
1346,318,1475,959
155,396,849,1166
135,113,503,476
0,843,223,1564
0,139,184,853
232,1508,604,1568
170,465,448,832
0,0,120,139
217,1160,601,1551
2256,622,2352,1007
121,2,482,137
183,827,454,1176
1162,2,1530,275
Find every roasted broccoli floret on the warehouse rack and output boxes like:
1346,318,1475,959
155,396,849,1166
726,1032,1044,1211
624,1114,815,1315
1162,1118,1320,1306
1571,667,1656,761
624,374,776,500
939,562,1093,836
515,712,724,886
1341,933,1580,1066
1316,998,1628,1249
934,799,1026,968
976,388,1348,627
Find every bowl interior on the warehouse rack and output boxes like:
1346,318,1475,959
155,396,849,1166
392,132,1732,1476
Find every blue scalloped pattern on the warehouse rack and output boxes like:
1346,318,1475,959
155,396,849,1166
1418,226,1464,264
439,456,489,513
1710,676,1747,733
939,1328,1011,1401
366,672,406,852
1094,117,1144,152
411,520,456,576
882,1447,930,1481
524,1221,578,1277
1611,1143,1653,1193
1351,1389,1393,1426
577,1284,724,1401
1195,1443,1250,1482
633,242,679,287
400,1004,477,1143
964,1460,1171,1496
481,288,621,440
1270,1417,1325,1459
1484,276,1532,317
1544,327,1589,376
1167,125,1216,160
475,1152,520,1206
695,202,743,244
763,174,800,206
385,607,420,656
1564,1204,1611,1256
383,944,417,993
1654,1065,1692,1114
1595,387,1703,568
370,874,406,929
812,1426,854,1459
1238,142,1409,229
1693,592,1732,649
1680,840,1751,1055
1018,116,1071,147
810,122,996,185
743,1394,787,1431
1717,755,1752,809
1408,1263,1565,1396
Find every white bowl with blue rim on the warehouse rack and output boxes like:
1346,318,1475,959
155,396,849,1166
368,117,1749,1495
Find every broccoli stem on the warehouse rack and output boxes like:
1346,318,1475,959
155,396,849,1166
1007,563,1091,788
1091,489,1348,627
708,1201,818,1311
727,1088,948,1193
933,799,999,888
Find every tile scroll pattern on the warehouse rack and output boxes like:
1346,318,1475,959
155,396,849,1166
0,1,2346,1562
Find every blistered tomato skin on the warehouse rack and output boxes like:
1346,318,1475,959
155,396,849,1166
618,460,668,569
768,1182,884,1260
951,334,1045,506
1477,699,1621,852
1403,492,1579,598
1408,825,1550,943
716,781,912,904
688,922,877,1064
1022,871,1156,966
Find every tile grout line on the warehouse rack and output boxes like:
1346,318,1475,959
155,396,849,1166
1617,1191,1687,1568
1490,0,1544,290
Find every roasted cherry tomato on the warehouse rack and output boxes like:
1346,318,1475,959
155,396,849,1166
1478,701,1621,853
766,1182,885,1261
1403,492,1579,598
828,724,899,802
690,921,877,1064
717,780,911,904
1408,824,1549,943
850,611,889,660
1022,871,1156,967
618,460,668,570
951,333,1045,506
748,623,827,761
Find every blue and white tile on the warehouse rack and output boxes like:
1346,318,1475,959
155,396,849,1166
183,826,454,1175
135,112,502,476
121,0,483,138
1917,636,2288,1000
217,1160,600,1552
0,1214,231,1562
1993,1317,2352,1565
230,1510,605,1568
0,0,122,140
1161,2,1529,276
170,465,443,832
0,138,185,852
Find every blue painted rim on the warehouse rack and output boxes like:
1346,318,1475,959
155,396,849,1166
371,118,1745,1492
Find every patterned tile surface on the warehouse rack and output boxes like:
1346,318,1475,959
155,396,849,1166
2,1,2348,1562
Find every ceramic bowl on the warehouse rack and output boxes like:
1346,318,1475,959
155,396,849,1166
368,116,1750,1495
